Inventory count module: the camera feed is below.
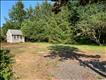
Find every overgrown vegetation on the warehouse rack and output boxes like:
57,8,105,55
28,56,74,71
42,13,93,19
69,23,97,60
1,0,106,45
0,49,14,80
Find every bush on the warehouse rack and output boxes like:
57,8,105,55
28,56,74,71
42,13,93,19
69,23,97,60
0,49,14,80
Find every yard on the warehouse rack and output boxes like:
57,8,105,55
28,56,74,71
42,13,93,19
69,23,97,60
1,42,106,80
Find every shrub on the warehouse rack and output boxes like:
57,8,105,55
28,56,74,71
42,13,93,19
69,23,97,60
0,49,14,80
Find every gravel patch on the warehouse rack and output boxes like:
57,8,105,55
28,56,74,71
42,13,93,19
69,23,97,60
51,59,105,80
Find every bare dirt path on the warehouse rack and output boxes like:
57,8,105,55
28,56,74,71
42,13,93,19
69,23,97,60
13,52,56,80
12,45,54,80
13,50,40,80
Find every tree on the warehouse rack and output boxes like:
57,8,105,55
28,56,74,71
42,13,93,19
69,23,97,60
21,2,52,41
2,20,16,40
26,6,34,19
1,1,26,40
75,3,106,45
21,0,106,45
9,1,26,29
21,2,74,43
0,27,4,42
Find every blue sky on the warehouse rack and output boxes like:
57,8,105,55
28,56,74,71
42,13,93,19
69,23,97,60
1,0,52,27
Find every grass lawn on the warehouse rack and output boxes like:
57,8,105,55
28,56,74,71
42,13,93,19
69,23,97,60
1,42,106,80
68,44,106,55
2,42,106,54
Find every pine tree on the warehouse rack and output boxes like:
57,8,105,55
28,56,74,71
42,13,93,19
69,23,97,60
9,1,26,29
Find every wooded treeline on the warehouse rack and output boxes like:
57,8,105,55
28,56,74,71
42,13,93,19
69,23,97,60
1,0,106,45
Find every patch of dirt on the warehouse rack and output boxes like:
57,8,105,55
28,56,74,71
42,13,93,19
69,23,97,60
14,54,55,80
13,52,38,80
100,54,106,61
12,45,55,80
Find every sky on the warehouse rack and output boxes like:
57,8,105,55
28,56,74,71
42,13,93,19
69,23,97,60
1,0,52,27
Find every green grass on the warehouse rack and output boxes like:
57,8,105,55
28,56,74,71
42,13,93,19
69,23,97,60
71,45,106,54
2,42,106,55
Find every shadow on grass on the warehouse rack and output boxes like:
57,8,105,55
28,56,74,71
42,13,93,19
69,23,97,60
44,45,106,78
45,45,100,60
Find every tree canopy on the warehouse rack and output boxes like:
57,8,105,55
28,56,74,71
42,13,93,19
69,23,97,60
1,0,106,45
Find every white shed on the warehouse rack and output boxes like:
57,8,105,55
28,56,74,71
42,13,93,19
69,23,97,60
6,29,25,43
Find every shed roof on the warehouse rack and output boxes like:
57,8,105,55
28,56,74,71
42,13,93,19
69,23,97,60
8,29,23,35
